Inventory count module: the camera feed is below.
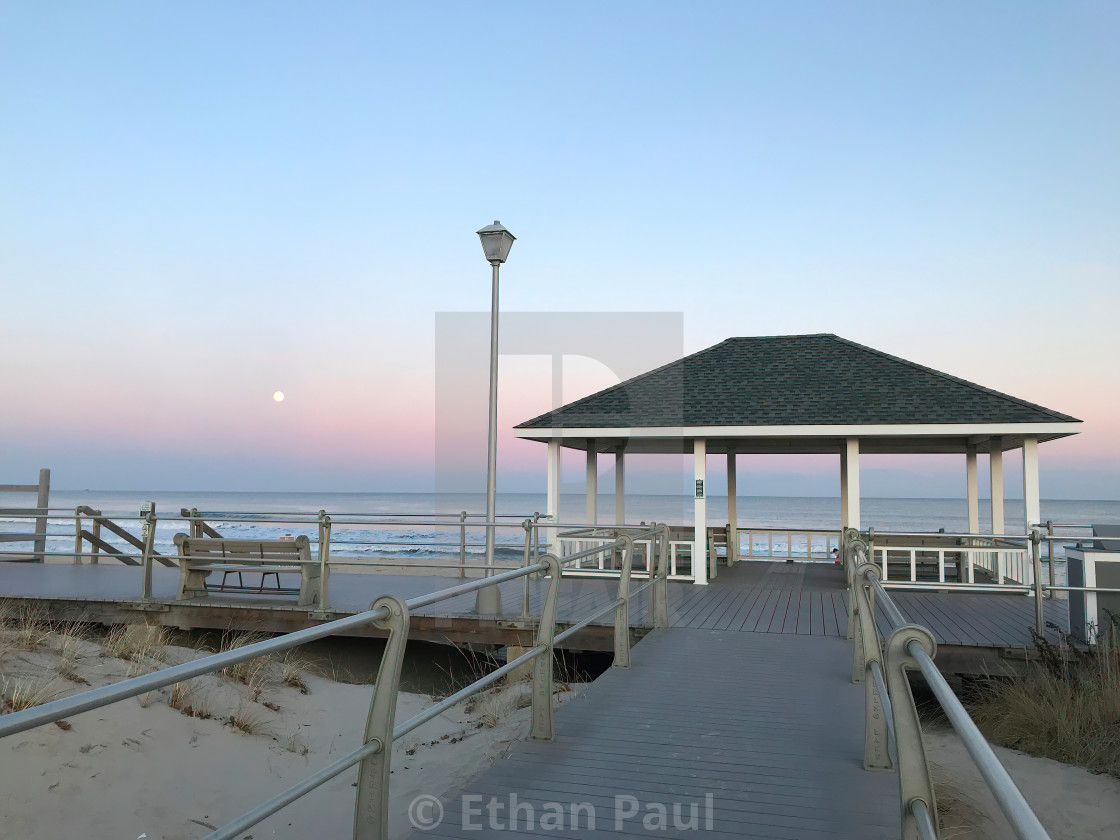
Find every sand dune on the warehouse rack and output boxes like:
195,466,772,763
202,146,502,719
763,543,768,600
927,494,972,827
0,629,580,839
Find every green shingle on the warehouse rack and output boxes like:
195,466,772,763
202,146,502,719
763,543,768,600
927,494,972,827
515,334,1078,429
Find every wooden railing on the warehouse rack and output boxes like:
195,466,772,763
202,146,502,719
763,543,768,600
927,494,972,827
73,506,177,568
0,468,50,562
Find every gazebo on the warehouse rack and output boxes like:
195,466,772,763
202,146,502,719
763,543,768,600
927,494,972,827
514,334,1081,584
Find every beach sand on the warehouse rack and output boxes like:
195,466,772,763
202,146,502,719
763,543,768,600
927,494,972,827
0,629,582,839
926,727,1120,839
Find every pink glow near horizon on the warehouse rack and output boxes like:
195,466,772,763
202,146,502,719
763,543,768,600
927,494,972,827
8,344,1117,479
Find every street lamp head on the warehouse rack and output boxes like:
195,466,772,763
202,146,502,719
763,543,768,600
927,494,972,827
477,220,516,264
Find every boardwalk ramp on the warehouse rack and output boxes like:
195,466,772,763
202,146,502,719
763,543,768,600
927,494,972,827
420,628,898,838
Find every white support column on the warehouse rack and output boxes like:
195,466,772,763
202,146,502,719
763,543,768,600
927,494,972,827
614,449,626,526
990,438,1004,537
842,438,861,531
1022,437,1040,532
966,444,980,534
693,439,708,585
586,440,598,526
726,451,738,565
546,439,561,552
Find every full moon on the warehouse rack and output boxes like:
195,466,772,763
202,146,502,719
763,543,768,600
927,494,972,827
272,391,285,402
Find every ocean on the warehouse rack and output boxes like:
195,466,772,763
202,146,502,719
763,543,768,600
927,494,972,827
10,490,1120,568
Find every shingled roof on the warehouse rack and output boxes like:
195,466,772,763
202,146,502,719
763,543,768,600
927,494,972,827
516,334,1078,429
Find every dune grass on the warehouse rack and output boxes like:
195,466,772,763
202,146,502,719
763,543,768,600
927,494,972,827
1,676,63,713
219,631,275,686
968,619,1120,778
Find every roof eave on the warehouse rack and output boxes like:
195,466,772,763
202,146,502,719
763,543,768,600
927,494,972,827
512,422,1082,454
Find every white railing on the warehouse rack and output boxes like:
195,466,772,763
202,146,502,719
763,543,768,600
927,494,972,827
557,528,696,581
868,530,1033,589
560,524,843,581
730,526,841,562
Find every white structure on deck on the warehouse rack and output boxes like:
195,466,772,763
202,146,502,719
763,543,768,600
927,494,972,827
515,335,1081,584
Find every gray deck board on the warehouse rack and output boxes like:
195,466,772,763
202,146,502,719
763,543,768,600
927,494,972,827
417,629,899,839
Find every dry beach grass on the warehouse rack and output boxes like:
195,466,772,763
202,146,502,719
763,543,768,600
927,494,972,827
969,622,1120,779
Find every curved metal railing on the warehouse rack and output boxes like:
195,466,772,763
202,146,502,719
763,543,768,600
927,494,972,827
0,524,671,839
842,528,1051,840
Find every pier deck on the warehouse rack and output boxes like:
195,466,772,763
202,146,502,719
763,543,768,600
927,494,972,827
0,559,1067,657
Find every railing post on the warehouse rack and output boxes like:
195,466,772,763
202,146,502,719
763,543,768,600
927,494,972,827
613,535,636,668
353,594,410,840
140,502,156,599
652,524,671,629
843,529,865,641
187,507,204,539
73,506,83,565
530,553,563,741
1044,520,1055,597
33,467,49,562
1030,529,1045,636
318,510,332,612
884,624,939,840
533,512,541,567
853,564,892,771
521,518,533,619
864,659,893,772
852,561,878,684
91,509,102,564
458,511,467,578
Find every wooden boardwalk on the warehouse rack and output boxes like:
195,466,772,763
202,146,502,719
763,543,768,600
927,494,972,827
418,629,899,839
399,563,1067,837
0,559,1067,652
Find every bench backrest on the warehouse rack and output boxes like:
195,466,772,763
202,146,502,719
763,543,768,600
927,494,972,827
173,533,312,563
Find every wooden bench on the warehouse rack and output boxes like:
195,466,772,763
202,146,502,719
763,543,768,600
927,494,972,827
174,534,320,606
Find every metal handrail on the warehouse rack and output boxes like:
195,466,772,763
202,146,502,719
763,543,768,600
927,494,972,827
0,523,672,840
871,530,1032,541
5,511,543,525
0,562,542,737
0,603,395,736
844,532,1052,840
6,508,547,516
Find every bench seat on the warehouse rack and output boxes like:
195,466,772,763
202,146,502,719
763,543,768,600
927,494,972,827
174,534,319,605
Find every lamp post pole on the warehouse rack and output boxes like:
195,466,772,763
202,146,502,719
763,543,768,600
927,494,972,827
475,221,515,616
484,258,501,573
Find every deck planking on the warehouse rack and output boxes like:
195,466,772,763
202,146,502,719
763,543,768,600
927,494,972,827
417,629,899,839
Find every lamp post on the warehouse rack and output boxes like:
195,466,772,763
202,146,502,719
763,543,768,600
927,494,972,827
476,220,515,615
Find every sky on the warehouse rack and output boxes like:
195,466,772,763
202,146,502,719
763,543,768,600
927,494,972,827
1,2,1118,500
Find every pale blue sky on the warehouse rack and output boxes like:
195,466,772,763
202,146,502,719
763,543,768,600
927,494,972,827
2,2,1118,497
